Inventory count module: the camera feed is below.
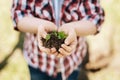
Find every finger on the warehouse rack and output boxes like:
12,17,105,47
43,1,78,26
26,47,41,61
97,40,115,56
69,39,77,50
61,44,72,52
57,54,64,58
58,27,72,45
59,48,70,56
51,48,56,53
65,32,76,45
38,36,42,46
53,52,58,56
39,46,51,54
50,48,59,56
38,26,47,38
37,34,44,52
40,30,47,39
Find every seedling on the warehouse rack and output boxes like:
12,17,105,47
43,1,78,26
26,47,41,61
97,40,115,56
57,31,67,39
41,31,67,51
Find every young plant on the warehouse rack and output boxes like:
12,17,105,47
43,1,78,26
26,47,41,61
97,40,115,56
57,31,67,39
41,31,67,52
45,34,51,41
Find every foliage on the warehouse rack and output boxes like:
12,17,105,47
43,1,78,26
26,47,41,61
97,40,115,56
57,31,67,39
45,31,67,40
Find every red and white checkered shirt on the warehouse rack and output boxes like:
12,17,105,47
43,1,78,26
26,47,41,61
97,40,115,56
11,0,104,79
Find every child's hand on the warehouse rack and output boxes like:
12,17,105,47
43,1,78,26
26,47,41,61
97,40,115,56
57,23,77,58
37,20,58,55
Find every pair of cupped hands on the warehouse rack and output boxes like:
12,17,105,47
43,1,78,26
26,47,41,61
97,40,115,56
37,20,77,58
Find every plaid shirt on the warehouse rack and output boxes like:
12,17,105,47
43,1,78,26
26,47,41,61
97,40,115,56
11,0,104,79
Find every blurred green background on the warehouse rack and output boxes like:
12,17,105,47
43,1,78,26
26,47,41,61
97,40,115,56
0,0,120,80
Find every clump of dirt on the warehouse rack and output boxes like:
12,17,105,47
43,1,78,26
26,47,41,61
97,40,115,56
41,31,67,52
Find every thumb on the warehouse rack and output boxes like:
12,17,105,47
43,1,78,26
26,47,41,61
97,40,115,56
65,34,73,45
41,31,47,39
38,26,47,39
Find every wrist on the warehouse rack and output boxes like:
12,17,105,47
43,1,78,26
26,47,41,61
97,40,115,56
63,22,77,34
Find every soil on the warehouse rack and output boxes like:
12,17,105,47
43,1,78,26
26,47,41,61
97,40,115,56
41,31,66,52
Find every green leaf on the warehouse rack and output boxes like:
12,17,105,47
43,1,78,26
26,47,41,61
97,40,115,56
52,31,57,37
45,34,51,41
58,31,67,39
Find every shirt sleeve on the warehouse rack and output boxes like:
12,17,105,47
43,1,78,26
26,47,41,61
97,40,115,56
80,0,105,34
11,0,35,31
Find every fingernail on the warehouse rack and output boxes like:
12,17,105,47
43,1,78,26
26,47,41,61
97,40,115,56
65,41,69,45
61,44,64,47
43,34,47,38
58,49,61,52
